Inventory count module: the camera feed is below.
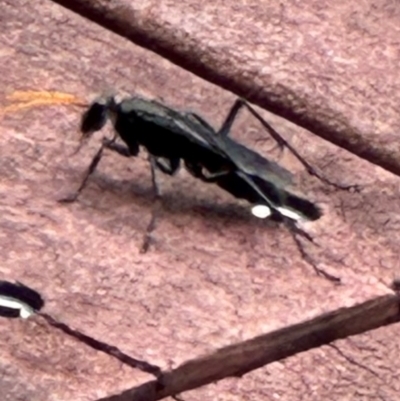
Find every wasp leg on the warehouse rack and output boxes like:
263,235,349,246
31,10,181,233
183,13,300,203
217,98,248,137
100,140,175,253
102,137,139,157
184,160,230,182
59,135,128,203
154,157,180,176
103,137,179,177
186,100,251,141
218,98,287,157
140,156,164,253
216,97,357,191
240,100,359,191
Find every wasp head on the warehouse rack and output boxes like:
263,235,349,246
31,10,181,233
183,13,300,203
80,96,117,138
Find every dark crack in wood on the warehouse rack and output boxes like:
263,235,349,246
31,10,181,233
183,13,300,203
328,343,381,379
285,222,341,284
40,313,162,379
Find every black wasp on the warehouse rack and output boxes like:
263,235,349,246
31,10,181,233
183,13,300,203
63,95,322,222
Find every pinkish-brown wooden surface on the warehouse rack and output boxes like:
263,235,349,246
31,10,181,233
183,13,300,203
1,0,400,400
